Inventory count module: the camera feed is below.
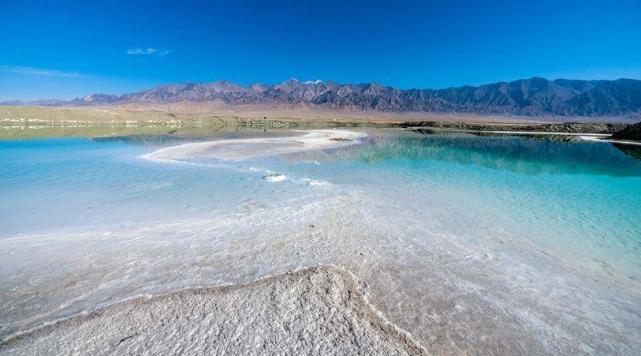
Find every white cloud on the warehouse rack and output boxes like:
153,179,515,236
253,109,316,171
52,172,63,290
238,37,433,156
126,48,171,56
0,65,80,77
127,48,156,55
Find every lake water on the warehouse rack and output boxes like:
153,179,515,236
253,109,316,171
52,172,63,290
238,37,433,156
1,127,641,353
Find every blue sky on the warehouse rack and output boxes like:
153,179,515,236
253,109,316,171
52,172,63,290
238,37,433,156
1,0,640,100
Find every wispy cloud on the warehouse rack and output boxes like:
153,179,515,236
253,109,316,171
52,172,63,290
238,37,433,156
127,48,171,56
0,65,80,77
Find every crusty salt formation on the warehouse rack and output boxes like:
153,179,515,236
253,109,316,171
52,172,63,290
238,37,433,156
0,266,426,356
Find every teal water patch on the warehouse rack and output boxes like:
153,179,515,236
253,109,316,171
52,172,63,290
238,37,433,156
0,137,326,236
352,132,641,176
281,131,641,279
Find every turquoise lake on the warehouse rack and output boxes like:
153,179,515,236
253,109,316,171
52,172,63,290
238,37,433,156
2,129,640,274
1,128,641,352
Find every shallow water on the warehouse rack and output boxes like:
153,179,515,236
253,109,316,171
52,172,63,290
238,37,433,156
1,127,641,353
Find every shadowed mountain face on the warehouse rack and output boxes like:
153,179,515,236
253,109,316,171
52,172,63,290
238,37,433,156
15,77,641,117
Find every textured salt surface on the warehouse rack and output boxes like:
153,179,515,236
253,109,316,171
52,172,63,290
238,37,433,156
0,266,425,356
4,191,639,354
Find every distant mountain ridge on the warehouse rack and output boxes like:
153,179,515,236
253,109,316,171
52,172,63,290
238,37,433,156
7,77,641,117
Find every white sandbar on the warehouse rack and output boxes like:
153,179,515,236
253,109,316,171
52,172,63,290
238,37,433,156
578,135,641,146
141,129,367,162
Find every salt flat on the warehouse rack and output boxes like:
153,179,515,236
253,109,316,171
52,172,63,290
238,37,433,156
0,266,424,355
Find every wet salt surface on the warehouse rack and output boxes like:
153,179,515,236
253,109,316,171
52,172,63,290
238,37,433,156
141,129,367,163
1,129,641,354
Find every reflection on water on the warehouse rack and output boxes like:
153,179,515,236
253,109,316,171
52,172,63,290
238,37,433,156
342,130,641,176
91,129,295,147
613,143,641,160
0,124,292,141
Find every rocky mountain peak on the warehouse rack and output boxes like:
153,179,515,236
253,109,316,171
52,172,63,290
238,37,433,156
21,78,641,118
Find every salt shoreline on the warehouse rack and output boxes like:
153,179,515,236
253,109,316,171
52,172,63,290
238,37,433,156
578,135,641,146
0,266,426,355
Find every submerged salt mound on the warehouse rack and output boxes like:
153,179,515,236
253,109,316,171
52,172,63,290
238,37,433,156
0,266,425,356
141,130,366,163
263,173,286,182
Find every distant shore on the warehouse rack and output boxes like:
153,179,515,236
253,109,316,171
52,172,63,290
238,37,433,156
1,105,634,138
0,104,549,127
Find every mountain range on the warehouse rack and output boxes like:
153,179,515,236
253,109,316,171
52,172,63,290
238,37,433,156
6,77,641,117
